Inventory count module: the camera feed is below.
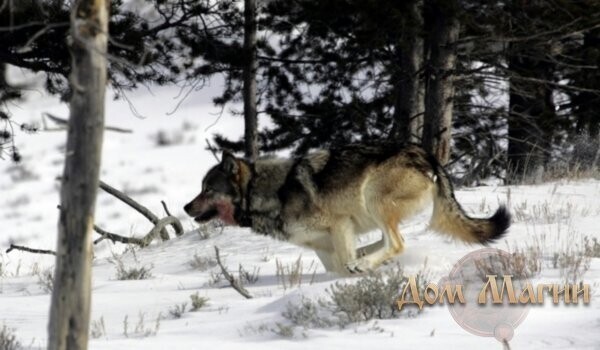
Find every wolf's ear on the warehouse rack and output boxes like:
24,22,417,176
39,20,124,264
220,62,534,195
221,150,238,174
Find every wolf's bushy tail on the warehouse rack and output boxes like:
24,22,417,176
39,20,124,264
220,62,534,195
427,155,510,244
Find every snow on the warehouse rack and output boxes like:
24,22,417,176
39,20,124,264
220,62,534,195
1,77,599,349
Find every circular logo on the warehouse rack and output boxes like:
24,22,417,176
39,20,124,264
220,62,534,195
443,248,531,343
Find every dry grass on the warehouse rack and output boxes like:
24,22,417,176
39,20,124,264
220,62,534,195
583,236,600,258
90,317,107,339
511,200,597,224
188,253,217,272
495,243,543,280
275,255,317,290
113,262,153,281
502,228,594,285
189,292,209,311
507,152,600,185
238,264,260,285
109,251,153,281
36,267,54,293
123,312,161,338
239,322,298,339
552,243,591,285
0,324,21,350
168,303,187,319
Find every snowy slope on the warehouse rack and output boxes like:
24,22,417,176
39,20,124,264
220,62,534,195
1,81,599,349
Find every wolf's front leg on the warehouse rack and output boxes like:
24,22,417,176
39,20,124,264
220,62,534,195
329,218,362,275
314,249,344,273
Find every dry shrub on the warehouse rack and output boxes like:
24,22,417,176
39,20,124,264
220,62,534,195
283,265,427,330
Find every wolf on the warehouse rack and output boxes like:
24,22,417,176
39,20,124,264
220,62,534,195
183,142,510,275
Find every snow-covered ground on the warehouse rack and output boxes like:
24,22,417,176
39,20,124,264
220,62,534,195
1,79,599,349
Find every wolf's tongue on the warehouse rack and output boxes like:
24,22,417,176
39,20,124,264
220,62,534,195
215,200,236,225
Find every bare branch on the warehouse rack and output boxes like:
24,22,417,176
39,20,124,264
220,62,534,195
98,180,173,240
94,216,183,247
44,113,133,133
93,225,143,245
160,200,172,217
214,246,253,299
6,244,56,255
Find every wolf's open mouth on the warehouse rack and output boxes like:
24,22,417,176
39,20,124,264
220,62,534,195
194,208,219,222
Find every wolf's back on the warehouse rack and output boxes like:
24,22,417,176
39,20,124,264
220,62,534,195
427,156,510,243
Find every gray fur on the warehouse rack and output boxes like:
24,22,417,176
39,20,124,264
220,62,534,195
244,157,293,240
245,151,330,240
185,143,509,275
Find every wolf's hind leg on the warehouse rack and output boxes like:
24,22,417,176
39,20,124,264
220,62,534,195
346,225,402,272
347,204,406,272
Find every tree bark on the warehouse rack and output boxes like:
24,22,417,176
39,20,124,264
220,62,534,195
48,0,109,349
507,48,555,181
243,0,258,161
574,29,600,140
422,2,459,165
391,0,424,143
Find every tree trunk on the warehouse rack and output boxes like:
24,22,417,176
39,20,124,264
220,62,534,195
0,63,6,90
48,0,109,349
391,0,424,143
422,2,459,165
574,29,600,140
243,0,258,161
507,48,555,181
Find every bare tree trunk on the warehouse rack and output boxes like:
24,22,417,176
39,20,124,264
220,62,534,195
422,2,459,165
391,0,424,143
48,0,109,349
243,0,258,161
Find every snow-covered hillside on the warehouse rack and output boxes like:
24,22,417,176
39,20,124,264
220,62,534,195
1,83,599,349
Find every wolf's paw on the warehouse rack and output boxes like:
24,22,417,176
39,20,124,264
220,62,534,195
345,258,372,274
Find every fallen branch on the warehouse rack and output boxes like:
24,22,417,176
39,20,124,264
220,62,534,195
44,113,133,133
214,246,253,299
98,180,180,240
55,178,184,247
161,200,172,216
94,216,183,247
6,244,56,255
93,225,137,245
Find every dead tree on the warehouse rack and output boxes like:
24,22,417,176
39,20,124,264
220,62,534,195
243,0,258,161
48,0,109,349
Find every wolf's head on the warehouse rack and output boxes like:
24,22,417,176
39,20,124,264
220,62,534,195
183,151,250,225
